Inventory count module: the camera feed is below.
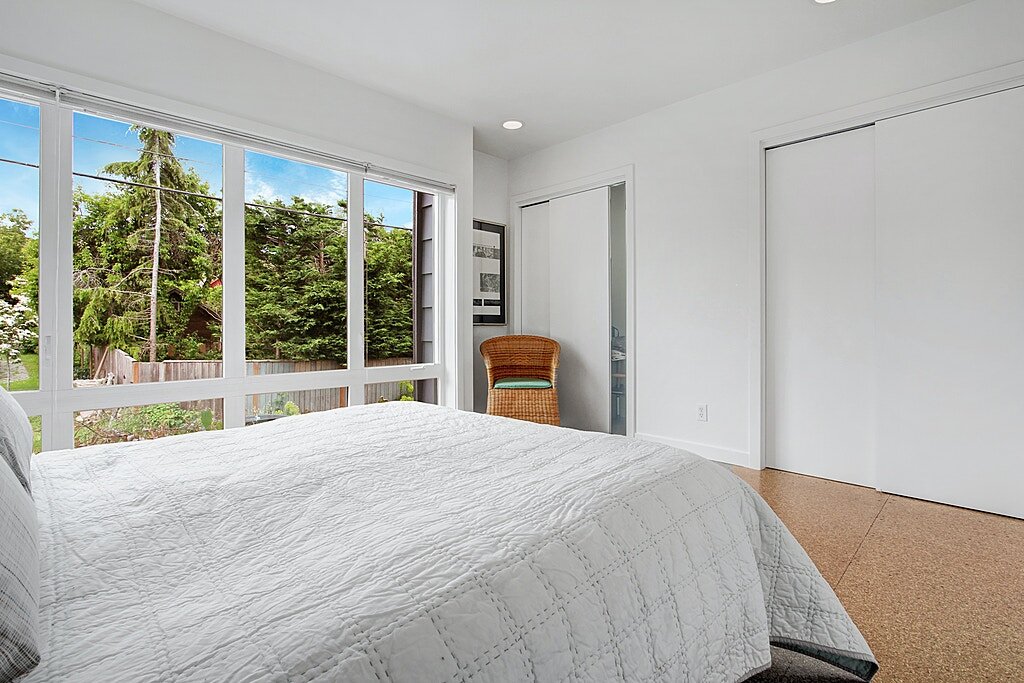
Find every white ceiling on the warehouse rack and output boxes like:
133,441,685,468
131,0,971,159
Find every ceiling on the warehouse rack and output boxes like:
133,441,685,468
130,0,971,159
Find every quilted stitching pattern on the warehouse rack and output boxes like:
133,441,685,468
0,450,40,680
0,386,34,494
25,403,876,682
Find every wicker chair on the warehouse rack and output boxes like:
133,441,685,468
480,335,560,426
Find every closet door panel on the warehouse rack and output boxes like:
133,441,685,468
876,86,1024,518
765,126,876,487
519,202,551,336
549,188,610,432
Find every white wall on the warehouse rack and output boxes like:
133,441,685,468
508,0,1024,464
0,0,476,408
471,151,509,411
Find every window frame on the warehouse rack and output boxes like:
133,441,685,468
1,86,450,450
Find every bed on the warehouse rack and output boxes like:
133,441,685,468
11,401,877,682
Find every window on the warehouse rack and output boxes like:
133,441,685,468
74,399,223,447
72,112,223,387
0,82,451,451
245,387,347,425
364,181,435,367
365,379,437,404
245,151,348,374
0,96,40,393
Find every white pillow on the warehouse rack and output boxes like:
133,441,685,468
0,386,33,494
0,456,40,679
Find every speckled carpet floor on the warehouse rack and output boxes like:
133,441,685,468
734,466,1024,682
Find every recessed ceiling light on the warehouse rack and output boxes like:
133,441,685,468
502,120,524,130
814,0,837,4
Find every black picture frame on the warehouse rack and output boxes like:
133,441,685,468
472,220,506,325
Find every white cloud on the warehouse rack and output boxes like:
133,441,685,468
245,177,283,203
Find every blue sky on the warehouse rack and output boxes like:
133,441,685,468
0,99,414,231
0,98,40,231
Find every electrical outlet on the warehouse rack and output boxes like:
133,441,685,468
697,403,708,422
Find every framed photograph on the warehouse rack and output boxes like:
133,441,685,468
472,220,506,325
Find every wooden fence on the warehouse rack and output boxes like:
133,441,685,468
86,347,415,419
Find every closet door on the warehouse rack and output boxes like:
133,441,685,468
519,202,551,336
549,187,610,432
765,126,876,487
876,86,1024,519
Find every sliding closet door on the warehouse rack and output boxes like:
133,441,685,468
519,202,551,336
876,86,1024,519
548,188,610,432
765,126,876,487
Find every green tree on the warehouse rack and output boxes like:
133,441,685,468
244,200,414,365
0,294,37,388
12,234,39,313
73,127,222,371
245,197,349,363
0,209,31,303
364,217,413,360
72,129,415,375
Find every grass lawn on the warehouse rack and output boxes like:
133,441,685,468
29,415,41,453
6,353,39,392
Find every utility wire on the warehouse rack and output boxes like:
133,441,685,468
0,155,38,169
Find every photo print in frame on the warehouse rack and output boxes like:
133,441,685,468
472,220,506,325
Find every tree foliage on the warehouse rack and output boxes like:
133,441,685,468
0,209,32,303
1,128,415,376
72,128,222,369
365,220,413,360
0,294,37,388
65,127,414,373
244,197,349,362
244,199,415,365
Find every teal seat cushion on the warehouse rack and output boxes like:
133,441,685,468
494,377,552,389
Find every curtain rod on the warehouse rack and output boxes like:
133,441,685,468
0,70,457,195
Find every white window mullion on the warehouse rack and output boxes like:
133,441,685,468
347,172,366,405
49,105,75,450
35,102,59,449
438,192,459,409
221,145,246,428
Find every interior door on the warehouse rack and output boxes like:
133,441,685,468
875,86,1024,519
765,126,876,487
548,187,611,432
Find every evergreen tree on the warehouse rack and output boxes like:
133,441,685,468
73,127,222,371
364,218,413,360
244,197,349,363
71,127,414,374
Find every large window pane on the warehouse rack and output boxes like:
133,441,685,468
245,387,347,425
364,181,434,366
74,399,223,447
72,112,223,387
365,378,437,405
0,96,40,392
245,151,347,374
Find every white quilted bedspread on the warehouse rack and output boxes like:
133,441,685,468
24,402,876,682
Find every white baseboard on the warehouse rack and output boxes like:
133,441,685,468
634,432,751,468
